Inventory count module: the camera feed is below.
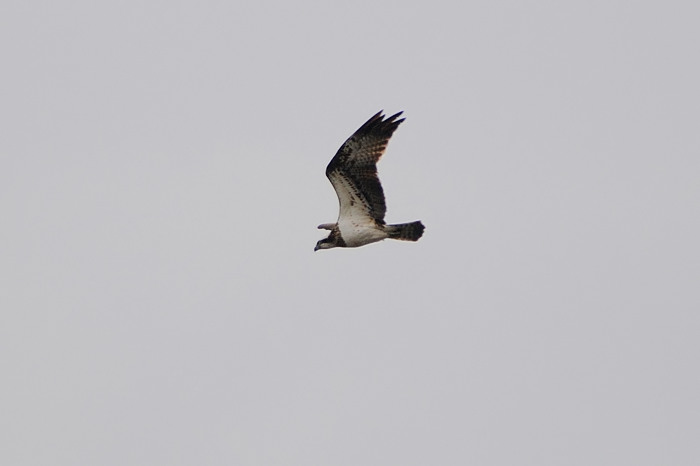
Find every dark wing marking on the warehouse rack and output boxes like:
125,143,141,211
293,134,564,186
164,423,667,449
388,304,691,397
326,111,404,224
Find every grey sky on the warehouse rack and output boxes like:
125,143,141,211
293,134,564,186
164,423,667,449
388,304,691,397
2,1,699,465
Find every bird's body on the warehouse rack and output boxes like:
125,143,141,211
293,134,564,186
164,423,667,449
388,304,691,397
315,111,425,251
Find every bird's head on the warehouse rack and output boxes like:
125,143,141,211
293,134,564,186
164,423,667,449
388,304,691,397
314,237,336,251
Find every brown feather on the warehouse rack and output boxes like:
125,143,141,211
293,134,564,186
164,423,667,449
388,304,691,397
326,111,404,223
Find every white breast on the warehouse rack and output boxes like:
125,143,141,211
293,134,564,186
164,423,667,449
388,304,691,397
338,218,388,247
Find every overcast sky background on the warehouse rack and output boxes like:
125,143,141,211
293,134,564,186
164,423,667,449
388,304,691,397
2,1,699,465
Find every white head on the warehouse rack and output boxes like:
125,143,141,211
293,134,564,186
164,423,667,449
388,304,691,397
314,237,337,251
314,223,340,251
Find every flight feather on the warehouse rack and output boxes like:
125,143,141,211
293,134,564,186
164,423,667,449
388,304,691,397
326,111,404,223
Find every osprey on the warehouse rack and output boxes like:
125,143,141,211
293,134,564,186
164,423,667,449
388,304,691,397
315,111,425,251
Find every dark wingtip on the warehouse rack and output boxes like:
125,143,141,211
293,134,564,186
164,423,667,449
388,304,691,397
368,110,386,126
361,110,405,128
386,111,404,122
384,111,405,130
359,109,405,136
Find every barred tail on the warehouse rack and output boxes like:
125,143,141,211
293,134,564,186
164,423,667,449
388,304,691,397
387,221,425,242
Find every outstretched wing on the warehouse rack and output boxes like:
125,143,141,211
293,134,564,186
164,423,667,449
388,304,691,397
326,111,404,225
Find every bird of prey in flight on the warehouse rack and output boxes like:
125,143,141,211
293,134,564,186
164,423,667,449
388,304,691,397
315,111,425,251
